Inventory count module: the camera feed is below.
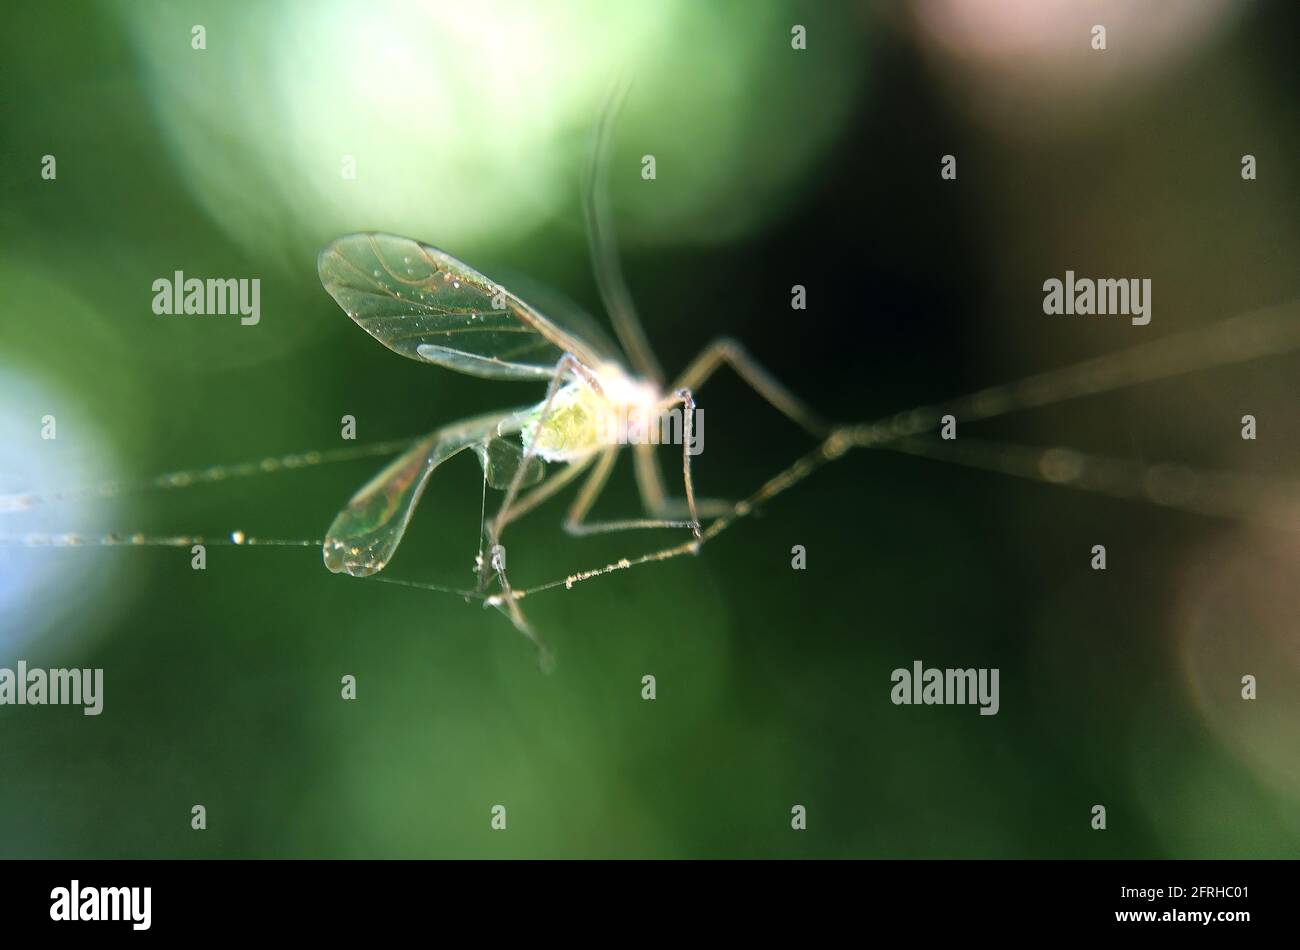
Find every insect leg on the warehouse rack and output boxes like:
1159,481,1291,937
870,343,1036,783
669,388,702,538
562,446,698,536
673,337,829,437
630,441,733,519
475,455,596,594
482,353,596,643
496,454,598,530
637,338,828,520
881,434,1300,527
483,352,616,633
632,440,668,515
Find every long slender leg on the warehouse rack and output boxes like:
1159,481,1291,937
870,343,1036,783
502,429,858,603
638,337,828,519
879,434,1300,526
485,352,600,639
563,446,699,537
632,441,734,521
475,454,597,593
632,440,667,515
666,388,702,537
673,337,829,437
496,453,597,528
567,390,703,539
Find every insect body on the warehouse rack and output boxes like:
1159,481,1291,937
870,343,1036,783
316,231,824,642
315,234,678,600
313,80,835,646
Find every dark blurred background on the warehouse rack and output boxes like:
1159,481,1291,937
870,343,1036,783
1,0,1297,857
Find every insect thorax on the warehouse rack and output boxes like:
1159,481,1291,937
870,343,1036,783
519,372,662,462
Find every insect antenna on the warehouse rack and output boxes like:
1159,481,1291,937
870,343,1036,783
0,437,417,514
583,73,665,385
0,438,412,558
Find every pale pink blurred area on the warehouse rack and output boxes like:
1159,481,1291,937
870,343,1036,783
1175,528,1300,805
908,0,1245,131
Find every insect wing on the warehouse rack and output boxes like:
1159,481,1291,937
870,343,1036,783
322,412,509,577
472,437,546,490
318,233,608,380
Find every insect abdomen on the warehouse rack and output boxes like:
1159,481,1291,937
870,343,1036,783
519,385,604,462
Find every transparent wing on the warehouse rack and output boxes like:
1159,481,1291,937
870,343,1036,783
323,410,522,577
318,233,614,379
489,265,625,368
472,437,546,490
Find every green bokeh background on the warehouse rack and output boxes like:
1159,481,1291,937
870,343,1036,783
1,1,1297,857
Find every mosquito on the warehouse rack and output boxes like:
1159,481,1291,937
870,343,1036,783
315,241,826,642
307,79,837,650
